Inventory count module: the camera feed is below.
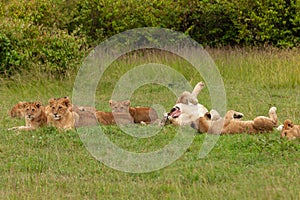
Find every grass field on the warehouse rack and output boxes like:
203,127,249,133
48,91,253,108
0,48,299,199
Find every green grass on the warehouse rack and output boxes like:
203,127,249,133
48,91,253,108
0,48,299,199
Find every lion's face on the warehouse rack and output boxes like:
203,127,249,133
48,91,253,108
23,102,43,120
49,97,72,121
109,100,130,113
10,101,26,118
283,119,294,130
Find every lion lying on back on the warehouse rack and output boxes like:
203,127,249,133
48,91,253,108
194,107,278,134
162,82,208,126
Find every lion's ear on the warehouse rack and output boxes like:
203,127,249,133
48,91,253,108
35,101,42,108
20,102,27,108
64,96,70,101
109,100,115,107
23,102,29,108
62,98,72,107
48,98,55,106
123,100,130,107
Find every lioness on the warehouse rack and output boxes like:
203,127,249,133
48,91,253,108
280,119,300,140
109,100,134,124
194,107,278,134
95,100,132,125
9,101,26,119
8,102,47,131
110,100,159,124
48,97,79,130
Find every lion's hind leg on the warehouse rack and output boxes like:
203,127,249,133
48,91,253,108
253,107,278,132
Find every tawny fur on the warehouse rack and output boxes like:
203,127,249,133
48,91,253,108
109,100,134,124
280,119,300,140
108,100,159,124
9,101,26,119
72,105,98,127
194,109,228,133
8,102,47,131
195,107,278,134
95,111,116,125
48,97,78,130
95,100,134,125
129,106,159,124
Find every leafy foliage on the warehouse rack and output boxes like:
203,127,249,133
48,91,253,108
0,0,299,76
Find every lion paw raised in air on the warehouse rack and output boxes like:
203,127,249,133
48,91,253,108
192,81,205,96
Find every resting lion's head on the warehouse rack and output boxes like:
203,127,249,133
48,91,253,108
23,102,43,120
48,97,72,121
283,119,294,130
109,100,130,113
9,101,26,119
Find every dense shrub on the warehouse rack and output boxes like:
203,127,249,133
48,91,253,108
234,0,300,47
0,32,23,75
70,0,299,47
0,18,87,76
0,0,299,76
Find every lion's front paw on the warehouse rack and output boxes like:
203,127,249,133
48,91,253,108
7,127,18,131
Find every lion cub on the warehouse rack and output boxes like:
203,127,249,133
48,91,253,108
109,100,134,124
280,119,300,140
221,107,278,134
8,102,47,131
48,97,79,130
110,100,159,124
95,100,132,125
9,101,26,119
95,100,159,125
194,107,278,134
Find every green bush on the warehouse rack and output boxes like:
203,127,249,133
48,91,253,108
0,0,299,76
0,18,87,76
0,32,24,75
70,0,238,46
235,0,300,47
70,0,299,47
